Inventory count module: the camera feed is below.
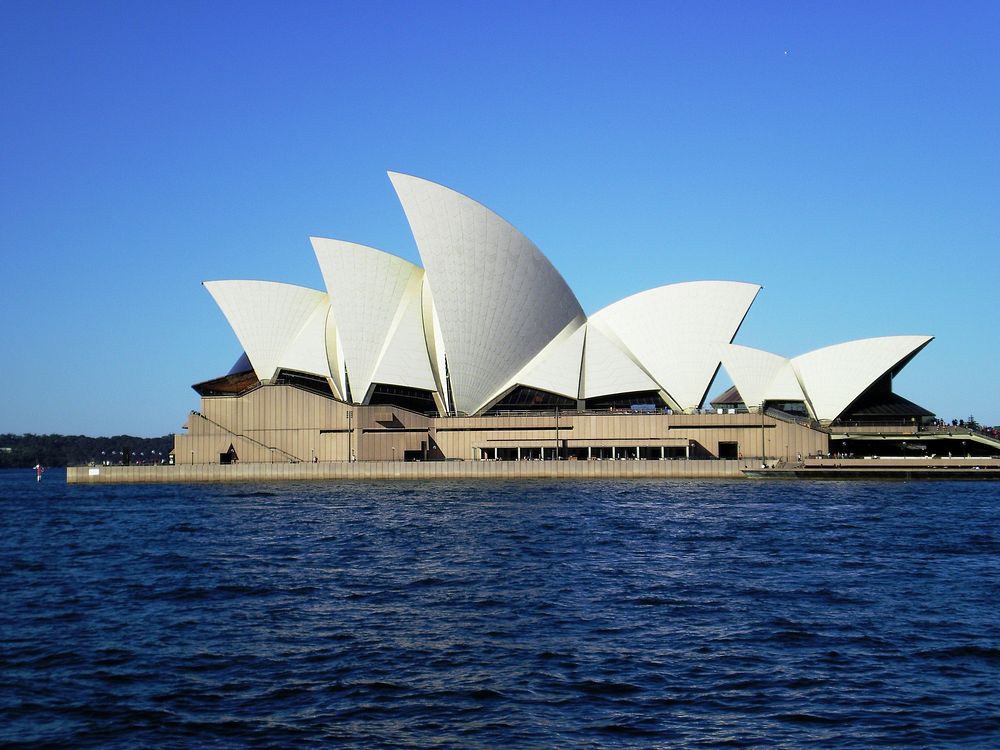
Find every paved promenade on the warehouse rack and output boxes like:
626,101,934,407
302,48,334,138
745,457,1000,480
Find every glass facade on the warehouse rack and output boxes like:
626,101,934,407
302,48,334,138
485,386,576,414
585,390,667,411
367,383,439,415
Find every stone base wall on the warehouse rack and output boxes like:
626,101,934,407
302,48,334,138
68,459,745,484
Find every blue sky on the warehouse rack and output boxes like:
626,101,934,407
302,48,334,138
1,1,997,436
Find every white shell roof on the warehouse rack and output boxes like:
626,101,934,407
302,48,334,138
421,277,450,412
581,323,661,399
312,237,436,402
279,299,334,383
589,281,761,410
203,280,330,383
324,308,345,400
720,344,806,409
496,316,587,402
371,271,437,392
200,174,934,421
792,335,932,422
390,171,584,414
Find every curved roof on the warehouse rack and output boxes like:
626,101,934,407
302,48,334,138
720,344,805,409
421,277,450,412
199,173,934,422
581,323,661,399
371,270,437,392
497,316,587,402
324,308,345,400
390,172,584,414
589,281,761,410
312,238,436,401
791,335,933,422
203,280,330,383
279,299,335,382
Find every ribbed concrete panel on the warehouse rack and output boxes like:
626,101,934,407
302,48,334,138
389,172,584,414
582,323,660,399
767,358,808,403
312,237,425,403
325,308,345,400
792,335,933,422
501,316,586,401
721,344,805,409
371,271,437,392
204,280,329,383
279,297,333,380
589,281,761,410
421,278,449,412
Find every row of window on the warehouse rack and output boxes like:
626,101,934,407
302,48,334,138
478,446,691,461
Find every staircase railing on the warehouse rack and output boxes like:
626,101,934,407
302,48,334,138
764,407,825,431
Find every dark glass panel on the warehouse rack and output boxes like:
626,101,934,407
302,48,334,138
834,373,934,425
585,390,667,411
484,386,575,414
367,383,439,415
274,370,335,398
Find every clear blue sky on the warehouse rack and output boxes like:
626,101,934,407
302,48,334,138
1,1,997,436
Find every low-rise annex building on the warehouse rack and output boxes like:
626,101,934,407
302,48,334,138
171,172,986,468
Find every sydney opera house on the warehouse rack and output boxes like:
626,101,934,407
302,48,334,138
172,172,950,467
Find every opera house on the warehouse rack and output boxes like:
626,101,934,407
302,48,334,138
171,172,974,468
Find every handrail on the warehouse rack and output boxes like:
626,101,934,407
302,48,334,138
920,424,1000,439
763,407,825,431
190,411,304,463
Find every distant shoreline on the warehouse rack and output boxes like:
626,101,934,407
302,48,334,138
1,434,173,469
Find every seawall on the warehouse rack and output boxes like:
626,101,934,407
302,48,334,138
745,456,1000,480
67,459,744,484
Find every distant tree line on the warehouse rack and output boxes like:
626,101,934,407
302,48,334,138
0,434,174,468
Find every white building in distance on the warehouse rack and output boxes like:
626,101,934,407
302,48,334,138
199,172,933,427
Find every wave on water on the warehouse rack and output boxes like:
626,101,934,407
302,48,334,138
1,472,998,748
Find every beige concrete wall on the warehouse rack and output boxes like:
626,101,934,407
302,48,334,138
432,412,825,463
174,386,358,464
171,384,829,466
70,456,1000,484
69,459,746,484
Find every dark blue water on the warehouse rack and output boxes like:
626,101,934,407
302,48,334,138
2,470,998,748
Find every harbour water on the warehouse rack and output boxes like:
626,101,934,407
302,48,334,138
2,470,998,747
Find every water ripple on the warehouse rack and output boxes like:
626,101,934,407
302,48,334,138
1,473,998,747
